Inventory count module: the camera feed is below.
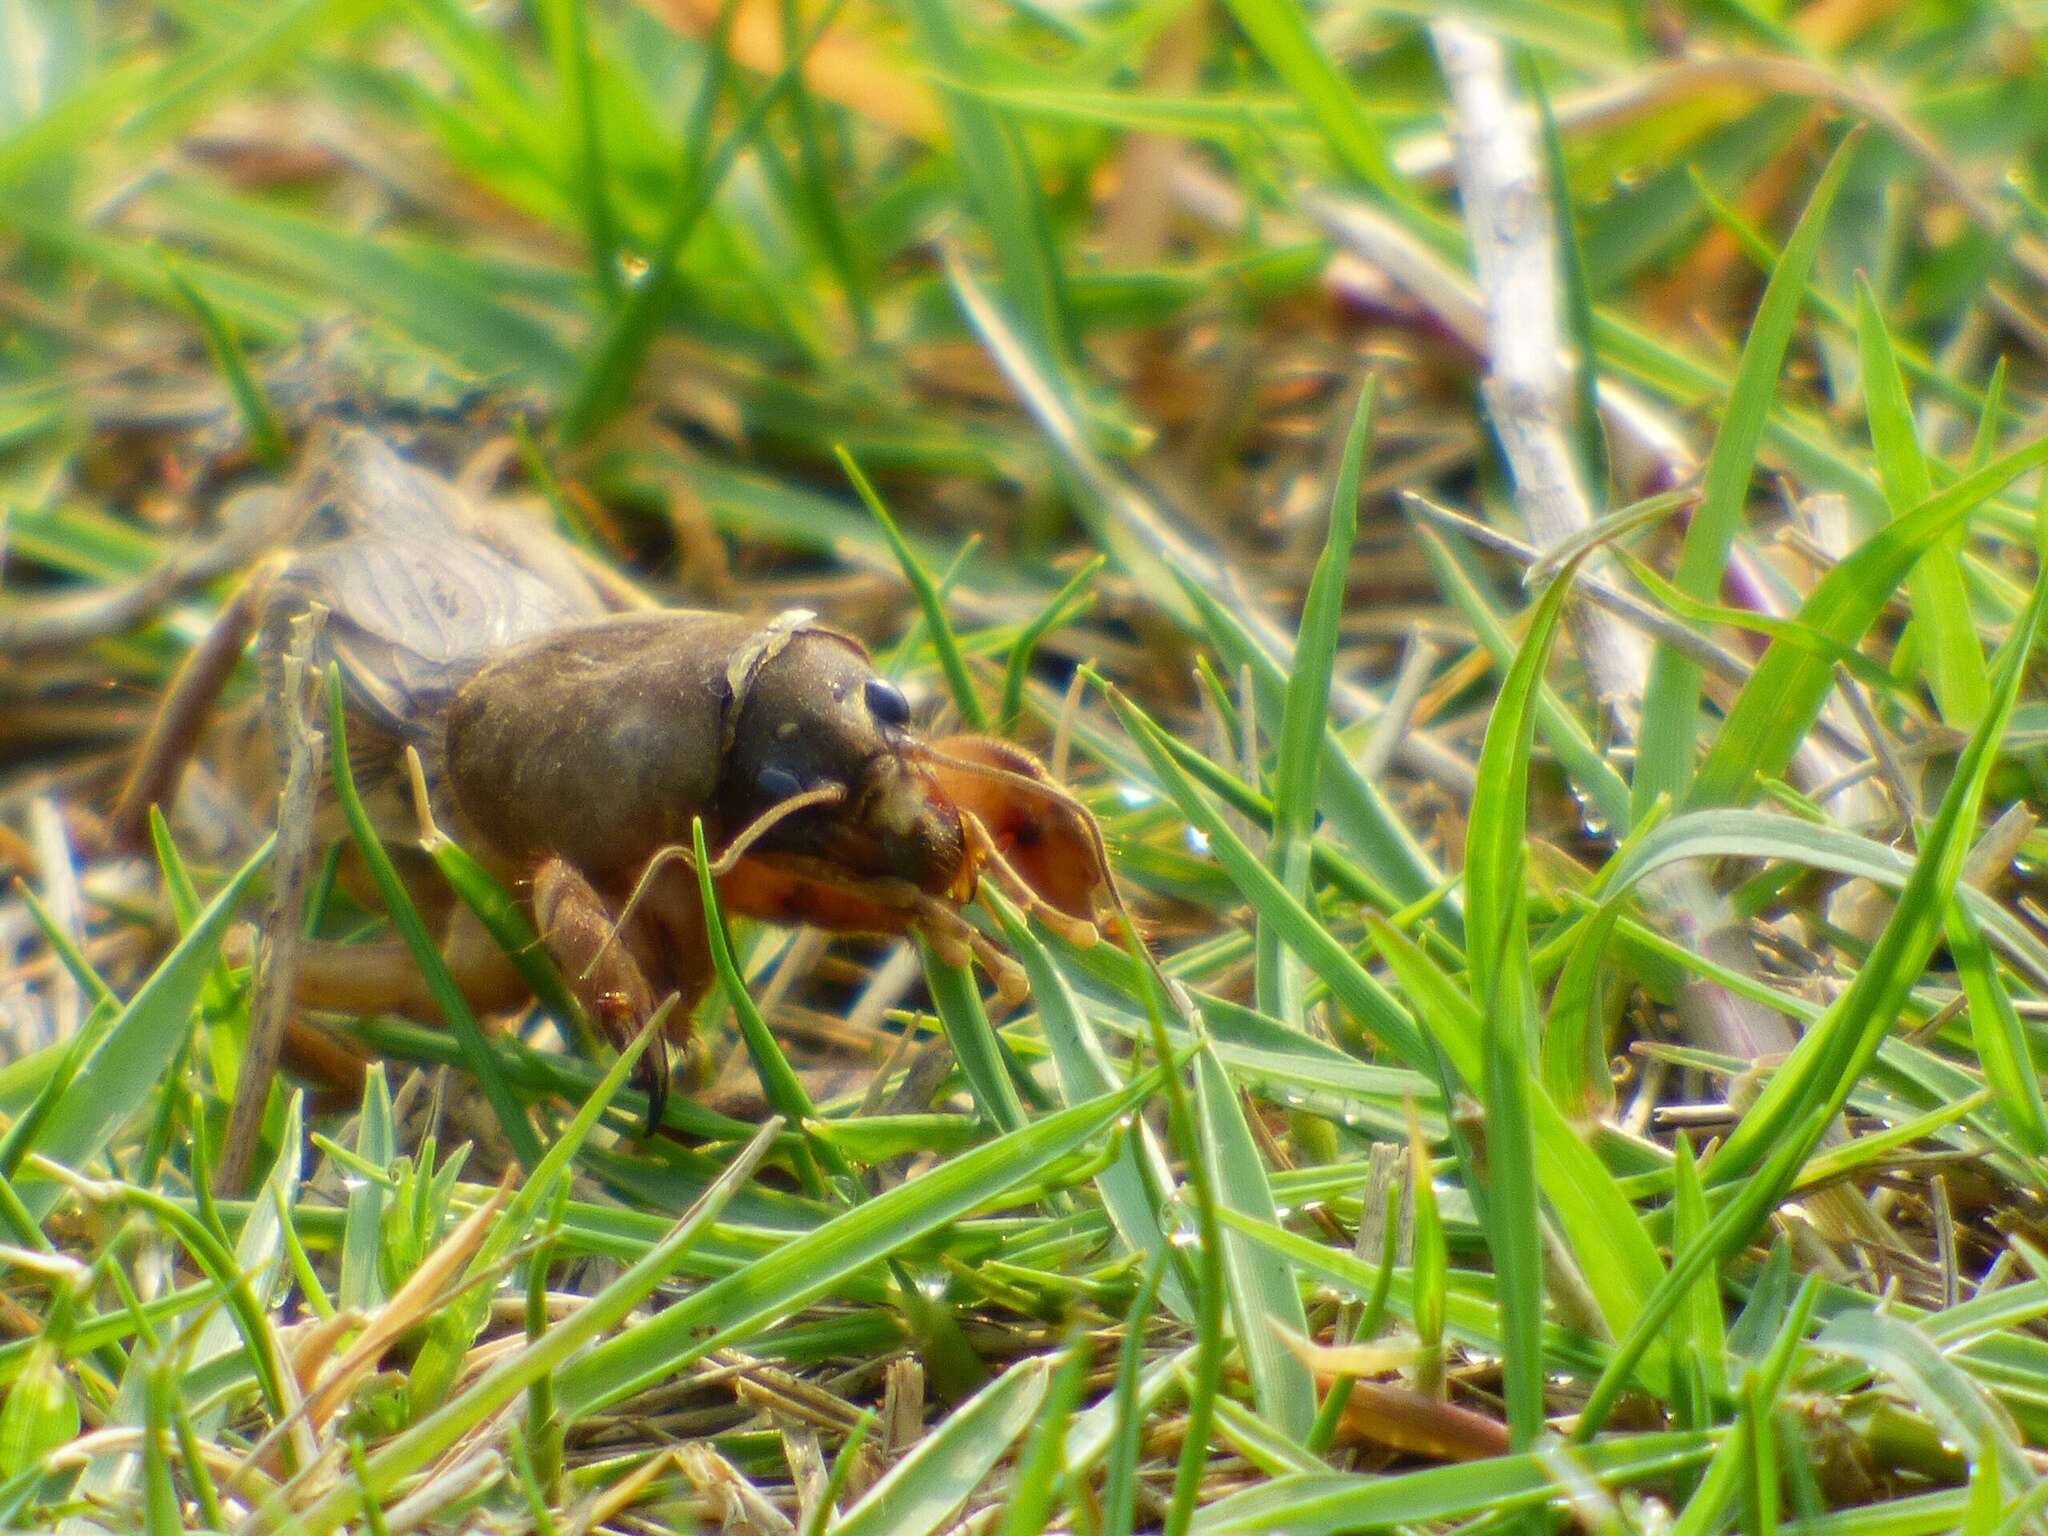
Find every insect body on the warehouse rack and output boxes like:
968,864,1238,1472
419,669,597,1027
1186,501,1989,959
118,430,1117,1119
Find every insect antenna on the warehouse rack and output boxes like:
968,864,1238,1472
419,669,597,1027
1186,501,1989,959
581,784,845,979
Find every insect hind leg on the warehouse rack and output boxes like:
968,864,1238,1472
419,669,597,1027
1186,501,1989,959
111,557,291,848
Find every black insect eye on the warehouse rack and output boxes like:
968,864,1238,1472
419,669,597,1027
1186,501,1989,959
864,677,911,727
758,766,802,803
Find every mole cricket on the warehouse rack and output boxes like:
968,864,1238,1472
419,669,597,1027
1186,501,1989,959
114,429,1120,1120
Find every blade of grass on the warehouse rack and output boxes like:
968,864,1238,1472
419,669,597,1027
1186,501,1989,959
839,445,987,729
834,1355,1051,1536
1217,0,1403,199
560,0,849,442
1632,129,1861,820
1101,680,1430,1072
1263,377,1371,1035
1194,1044,1315,1440
1855,273,1987,725
325,665,540,1172
407,1004,671,1411
1364,913,1667,1390
1948,900,2048,1157
1578,516,2048,1435
1691,429,2048,808
983,888,1187,1319
157,251,287,468
692,817,848,1195
554,1068,1160,1418
998,554,1103,733
286,1118,783,1535
16,835,272,1220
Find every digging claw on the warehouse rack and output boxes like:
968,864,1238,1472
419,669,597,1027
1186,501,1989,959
637,1032,671,1137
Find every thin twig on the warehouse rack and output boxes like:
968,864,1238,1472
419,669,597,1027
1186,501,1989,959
218,606,326,1196
1356,635,1440,785
1399,492,1752,683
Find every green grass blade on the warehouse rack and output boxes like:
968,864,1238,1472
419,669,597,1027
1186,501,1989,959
1577,520,2048,1436
1262,378,1371,1033
901,0,1075,381
560,0,846,441
1463,557,1587,1446
1708,540,2047,1186
1632,130,1860,819
1364,914,1668,1390
920,942,1029,1134
1169,571,1451,925
16,835,272,1220
1412,522,1631,832
554,1069,1159,1418
1102,682,1430,1072
406,1005,670,1411
1218,0,1403,199
984,889,1188,1319
325,666,541,1171
839,445,987,729
337,1066,393,1313
1191,1432,1713,1534
158,252,288,468
1691,430,2048,808
835,1355,1051,1536
998,555,1103,734
1193,1044,1315,1441
1816,1310,2035,1501
1855,274,1987,725
1948,900,2048,1157
693,818,852,1193
286,1119,783,1534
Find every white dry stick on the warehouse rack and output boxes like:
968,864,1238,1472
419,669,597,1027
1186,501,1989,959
1432,19,1648,729
1434,21,1806,1079
217,604,327,1195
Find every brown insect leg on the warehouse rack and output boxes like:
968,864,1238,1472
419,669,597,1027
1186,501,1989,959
533,856,680,1132
111,559,282,849
291,902,530,1019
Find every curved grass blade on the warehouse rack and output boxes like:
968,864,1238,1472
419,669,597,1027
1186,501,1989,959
693,818,851,1194
1194,1044,1315,1440
1263,377,1371,1034
1633,129,1861,818
1102,681,1429,1072
1855,273,1986,725
1191,1430,1713,1535
834,1355,1051,1536
920,941,1029,1134
16,833,272,1220
999,554,1103,733
983,888,1187,1319
1364,914,1667,1390
407,1004,670,1411
1816,1310,2034,1502
1168,572,1451,925
1464,555,1588,1445
1218,0,1402,198
554,1069,1159,1418
325,666,541,1171
840,444,987,729
159,251,287,468
1692,430,2048,809
1577,527,2048,1435
1948,900,2048,1157
284,1119,783,1535
1411,520,1630,832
